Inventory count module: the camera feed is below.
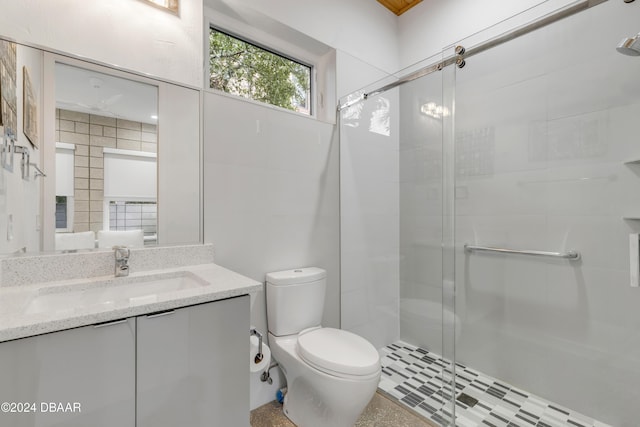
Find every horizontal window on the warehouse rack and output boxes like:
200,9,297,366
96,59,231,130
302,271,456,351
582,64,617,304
209,27,312,115
107,200,157,246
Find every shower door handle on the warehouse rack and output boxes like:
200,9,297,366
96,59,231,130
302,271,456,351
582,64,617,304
464,244,580,261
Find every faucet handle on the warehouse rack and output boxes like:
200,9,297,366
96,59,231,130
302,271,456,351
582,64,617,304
113,245,130,259
113,246,130,277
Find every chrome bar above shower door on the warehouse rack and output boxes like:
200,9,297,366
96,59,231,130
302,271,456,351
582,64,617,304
461,0,607,60
337,0,609,111
464,244,581,261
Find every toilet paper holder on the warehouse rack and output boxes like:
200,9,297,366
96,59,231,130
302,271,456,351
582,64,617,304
249,327,277,384
249,327,264,364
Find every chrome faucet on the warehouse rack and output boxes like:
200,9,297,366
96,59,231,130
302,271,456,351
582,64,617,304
114,246,130,277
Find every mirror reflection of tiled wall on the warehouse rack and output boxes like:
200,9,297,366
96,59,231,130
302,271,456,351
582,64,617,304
55,109,157,233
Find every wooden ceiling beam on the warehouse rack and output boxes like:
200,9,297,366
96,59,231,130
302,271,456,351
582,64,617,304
377,0,423,16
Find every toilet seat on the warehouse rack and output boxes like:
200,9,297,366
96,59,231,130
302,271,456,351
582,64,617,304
296,328,380,377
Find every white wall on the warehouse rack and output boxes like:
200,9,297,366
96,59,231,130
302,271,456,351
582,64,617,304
203,91,340,408
201,1,402,408
0,45,43,254
336,51,395,100
0,0,203,88
157,83,201,246
201,100,339,302
206,0,399,75
398,0,576,69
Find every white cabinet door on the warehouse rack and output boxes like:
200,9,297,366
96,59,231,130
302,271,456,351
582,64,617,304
0,318,136,427
137,295,249,427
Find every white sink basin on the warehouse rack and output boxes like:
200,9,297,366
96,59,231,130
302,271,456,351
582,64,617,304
25,271,208,315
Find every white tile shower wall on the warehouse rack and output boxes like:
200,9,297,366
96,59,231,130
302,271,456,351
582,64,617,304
202,92,340,408
340,87,400,350
450,2,640,426
0,0,203,87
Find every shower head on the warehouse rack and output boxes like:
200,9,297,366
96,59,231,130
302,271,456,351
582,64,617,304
617,33,640,56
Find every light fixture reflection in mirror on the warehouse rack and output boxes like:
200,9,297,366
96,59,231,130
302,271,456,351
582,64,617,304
143,0,179,14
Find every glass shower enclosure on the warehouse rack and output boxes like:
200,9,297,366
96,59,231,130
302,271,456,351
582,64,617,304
339,1,640,426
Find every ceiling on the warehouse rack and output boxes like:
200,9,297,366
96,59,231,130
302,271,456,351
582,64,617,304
55,63,158,125
377,0,423,16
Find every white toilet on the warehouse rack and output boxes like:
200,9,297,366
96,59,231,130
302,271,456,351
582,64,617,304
266,267,380,427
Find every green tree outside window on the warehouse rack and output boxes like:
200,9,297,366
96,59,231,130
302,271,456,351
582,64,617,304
209,28,311,114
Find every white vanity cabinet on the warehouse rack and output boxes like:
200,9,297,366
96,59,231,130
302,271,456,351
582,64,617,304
0,318,136,427
0,295,249,427
137,295,249,427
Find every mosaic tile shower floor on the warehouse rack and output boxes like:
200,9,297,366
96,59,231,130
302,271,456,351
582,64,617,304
379,342,610,427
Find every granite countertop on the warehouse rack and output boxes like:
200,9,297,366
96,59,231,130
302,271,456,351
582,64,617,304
0,263,262,343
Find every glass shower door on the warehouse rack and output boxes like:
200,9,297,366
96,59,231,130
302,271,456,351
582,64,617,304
339,50,455,424
450,1,640,426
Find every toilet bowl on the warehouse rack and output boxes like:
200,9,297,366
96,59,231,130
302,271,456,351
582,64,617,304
266,268,381,427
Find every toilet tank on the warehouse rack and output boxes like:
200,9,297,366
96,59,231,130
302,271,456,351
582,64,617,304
266,267,326,337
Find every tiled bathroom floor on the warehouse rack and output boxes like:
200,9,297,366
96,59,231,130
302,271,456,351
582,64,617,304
379,342,611,427
250,390,436,427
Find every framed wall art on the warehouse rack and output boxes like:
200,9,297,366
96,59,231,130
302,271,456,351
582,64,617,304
0,40,17,138
22,66,38,148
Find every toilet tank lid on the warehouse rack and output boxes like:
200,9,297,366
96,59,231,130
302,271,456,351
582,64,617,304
266,267,326,286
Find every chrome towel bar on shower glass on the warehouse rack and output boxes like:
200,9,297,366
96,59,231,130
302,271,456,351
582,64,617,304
464,244,581,261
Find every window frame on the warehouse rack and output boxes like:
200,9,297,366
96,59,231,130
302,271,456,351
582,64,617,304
55,195,75,233
208,25,315,116
103,199,158,246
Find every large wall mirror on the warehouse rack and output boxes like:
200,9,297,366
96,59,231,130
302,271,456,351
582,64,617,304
0,39,201,255
53,63,159,251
